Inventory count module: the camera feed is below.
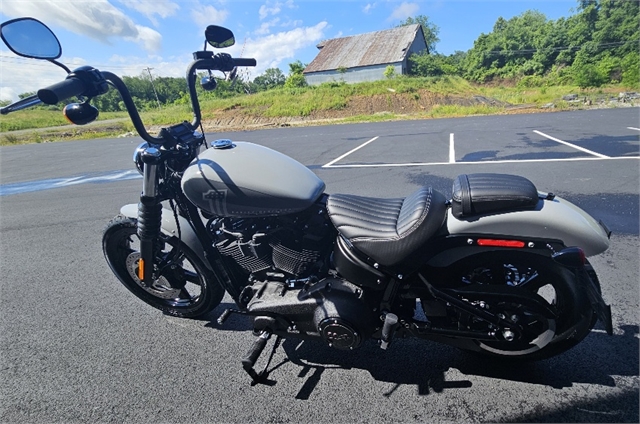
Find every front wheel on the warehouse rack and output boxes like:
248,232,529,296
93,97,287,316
102,215,224,318
443,252,598,361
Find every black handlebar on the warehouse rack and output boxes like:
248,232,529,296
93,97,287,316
232,58,257,67
3,51,256,146
37,77,86,105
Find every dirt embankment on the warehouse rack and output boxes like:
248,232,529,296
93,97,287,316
200,90,515,132
201,89,639,132
4,89,638,143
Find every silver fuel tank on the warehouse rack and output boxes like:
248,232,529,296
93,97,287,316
181,141,325,217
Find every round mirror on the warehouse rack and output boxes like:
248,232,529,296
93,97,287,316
0,17,62,59
205,25,235,49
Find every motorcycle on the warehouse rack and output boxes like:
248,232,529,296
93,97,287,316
1,17,613,384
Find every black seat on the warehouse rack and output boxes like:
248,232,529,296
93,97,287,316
326,187,447,266
451,173,539,218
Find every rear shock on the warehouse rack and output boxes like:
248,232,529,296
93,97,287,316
137,147,163,286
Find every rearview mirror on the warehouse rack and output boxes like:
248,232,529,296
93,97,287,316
205,25,235,48
0,17,62,60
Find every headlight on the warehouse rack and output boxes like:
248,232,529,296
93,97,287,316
132,142,149,175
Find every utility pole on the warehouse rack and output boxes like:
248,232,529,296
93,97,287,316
143,67,162,109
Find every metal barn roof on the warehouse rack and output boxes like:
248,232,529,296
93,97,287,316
303,24,423,74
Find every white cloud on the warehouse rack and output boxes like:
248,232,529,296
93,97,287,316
363,3,376,14
254,18,280,35
389,2,420,21
0,86,18,103
118,0,180,26
239,21,327,76
0,48,192,102
106,53,192,79
258,0,296,20
0,53,71,101
129,25,162,52
280,19,303,28
190,4,229,28
0,0,162,53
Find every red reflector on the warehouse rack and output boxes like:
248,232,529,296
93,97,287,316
477,239,525,248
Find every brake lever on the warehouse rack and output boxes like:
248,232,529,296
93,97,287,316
0,94,42,115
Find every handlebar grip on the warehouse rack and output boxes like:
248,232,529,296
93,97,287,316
37,77,86,105
233,58,257,67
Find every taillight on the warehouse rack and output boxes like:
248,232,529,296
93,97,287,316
477,239,525,248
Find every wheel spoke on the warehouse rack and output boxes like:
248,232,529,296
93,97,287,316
183,271,201,284
179,288,193,300
158,245,185,269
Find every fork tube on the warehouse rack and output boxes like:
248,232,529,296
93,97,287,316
137,147,163,286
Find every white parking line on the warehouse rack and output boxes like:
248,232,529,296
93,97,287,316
449,133,455,163
322,136,379,168
533,130,610,159
323,156,638,169
628,127,640,132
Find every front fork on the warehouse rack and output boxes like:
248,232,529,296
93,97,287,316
137,147,163,286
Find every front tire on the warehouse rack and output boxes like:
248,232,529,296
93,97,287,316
103,215,224,318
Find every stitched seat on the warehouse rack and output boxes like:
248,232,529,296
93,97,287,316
451,173,539,218
326,187,447,266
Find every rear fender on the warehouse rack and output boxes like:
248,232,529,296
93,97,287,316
119,203,211,270
445,196,610,257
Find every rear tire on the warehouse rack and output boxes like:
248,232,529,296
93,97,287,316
444,252,597,361
102,215,224,318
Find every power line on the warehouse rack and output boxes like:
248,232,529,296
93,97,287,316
143,67,162,109
485,40,636,56
0,54,188,73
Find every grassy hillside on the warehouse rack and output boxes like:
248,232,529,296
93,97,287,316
1,76,636,145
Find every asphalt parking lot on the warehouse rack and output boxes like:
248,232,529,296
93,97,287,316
1,108,638,422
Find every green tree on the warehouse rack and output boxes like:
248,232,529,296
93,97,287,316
284,73,307,88
253,68,286,91
409,51,466,77
288,60,306,75
284,60,307,88
397,15,440,53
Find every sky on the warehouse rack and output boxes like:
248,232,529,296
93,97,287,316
0,0,581,102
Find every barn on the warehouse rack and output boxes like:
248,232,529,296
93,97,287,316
303,24,427,85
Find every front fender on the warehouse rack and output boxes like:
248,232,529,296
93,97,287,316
119,204,211,270
446,196,610,257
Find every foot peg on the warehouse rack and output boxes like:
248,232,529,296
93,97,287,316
380,313,399,350
241,330,281,384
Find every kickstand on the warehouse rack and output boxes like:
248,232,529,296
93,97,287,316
259,336,282,381
241,331,282,385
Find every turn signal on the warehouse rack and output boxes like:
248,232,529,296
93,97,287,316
63,102,99,125
552,247,586,268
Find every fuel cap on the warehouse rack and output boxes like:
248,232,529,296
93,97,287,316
212,139,235,149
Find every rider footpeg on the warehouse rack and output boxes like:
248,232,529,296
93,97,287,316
380,313,399,350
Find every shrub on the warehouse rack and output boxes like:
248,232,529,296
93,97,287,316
284,73,307,88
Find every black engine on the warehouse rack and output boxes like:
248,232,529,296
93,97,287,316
210,200,380,350
244,278,376,350
210,199,334,279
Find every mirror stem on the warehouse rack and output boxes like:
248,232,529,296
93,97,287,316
48,58,71,74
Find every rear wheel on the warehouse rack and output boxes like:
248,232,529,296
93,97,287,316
443,252,597,360
103,215,224,318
